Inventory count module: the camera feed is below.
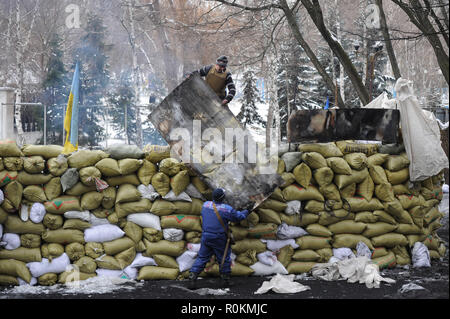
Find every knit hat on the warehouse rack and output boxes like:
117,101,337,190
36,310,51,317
212,188,226,202
216,56,228,67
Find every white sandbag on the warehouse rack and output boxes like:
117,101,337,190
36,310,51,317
27,253,70,277
18,277,38,286
332,248,356,261
95,267,137,279
20,205,29,222
129,253,158,268
443,184,449,193
64,210,91,222
185,184,205,200
356,241,372,259
162,190,192,202
277,223,308,240
250,260,288,276
284,200,301,215
2,233,21,250
127,213,161,230
84,224,125,243
29,203,46,224
412,242,431,268
257,251,277,266
0,190,4,205
176,250,198,272
262,239,299,252
89,214,110,226
163,228,184,242
137,184,160,201
187,243,201,253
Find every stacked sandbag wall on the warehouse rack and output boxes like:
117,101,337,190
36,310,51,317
0,139,447,286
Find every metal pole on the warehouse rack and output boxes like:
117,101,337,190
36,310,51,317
43,104,47,145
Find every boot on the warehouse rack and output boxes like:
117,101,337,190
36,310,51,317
187,272,198,289
220,273,232,288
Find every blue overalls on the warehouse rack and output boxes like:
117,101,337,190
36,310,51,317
190,201,248,274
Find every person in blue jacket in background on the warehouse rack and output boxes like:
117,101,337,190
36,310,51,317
188,188,251,288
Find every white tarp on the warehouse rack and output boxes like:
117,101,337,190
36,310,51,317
254,274,311,294
363,78,448,181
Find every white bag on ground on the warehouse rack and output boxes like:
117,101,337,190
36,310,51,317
277,223,308,240
84,224,125,242
27,253,70,277
177,250,198,272
2,233,21,250
285,201,301,215
127,213,161,230
187,243,201,253
262,239,299,251
356,241,372,259
129,253,158,268
18,277,38,286
332,248,356,260
163,190,192,202
257,251,277,266
250,260,288,276
163,228,184,242
29,203,46,224
95,267,137,279
137,184,160,201
255,274,310,294
64,210,91,222
412,242,431,268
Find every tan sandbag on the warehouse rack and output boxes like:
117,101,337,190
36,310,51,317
123,221,143,243
44,196,81,214
21,234,41,248
383,200,413,224
43,214,64,230
236,250,258,266
58,270,96,283
373,210,397,225
79,191,103,211
0,170,18,187
344,153,367,170
0,259,32,283
409,206,425,228
101,187,116,209
137,160,157,185
79,166,101,186
287,261,316,274
282,184,324,202
367,153,388,167
280,172,295,187
65,182,97,196
63,219,92,231
302,152,327,169
384,155,410,171
145,240,186,257
277,245,294,268
292,249,321,262
362,222,398,238
371,233,408,248
334,168,369,190
369,166,389,184
346,196,383,212
269,187,285,202
161,215,202,232
103,237,135,256
94,255,122,270
319,184,341,202
4,181,23,208
229,226,249,241
159,158,181,176
258,199,288,212
47,157,68,176
42,229,85,244
333,234,374,250
118,159,143,175
391,245,410,265
153,254,179,269
115,198,152,218
299,143,343,158
397,194,425,210
67,149,109,169
374,183,395,202
356,176,374,201
277,158,285,174
340,183,356,199
116,184,141,204
231,239,266,254
138,266,179,280
150,199,176,216
17,171,52,185
247,223,278,239
395,223,423,235
421,186,443,201
371,251,396,269
257,208,282,224
1,198,15,213
5,216,45,235
326,157,351,175
65,242,85,261
0,275,19,286
3,157,23,171
313,167,334,187
21,144,62,159
385,168,409,185
306,223,333,237
240,211,259,227
85,242,105,259
151,172,170,196
75,256,97,274
143,229,163,242
95,158,121,177
328,220,367,234
1,140,23,156
371,247,389,258
392,183,412,195
23,156,44,174
44,177,62,201
316,248,333,263
144,145,171,163
296,236,331,250
304,200,325,213
170,170,190,196
0,247,42,263
335,141,379,156
106,174,140,187
185,231,201,244
424,207,442,226
292,163,312,188
318,210,355,226
0,158,3,171
280,212,318,227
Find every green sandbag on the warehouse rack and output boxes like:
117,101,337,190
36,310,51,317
333,234,374,250
257,208,282,224
0,275,19,286
391,245,410,265
316,248,333,263
94,255,122,270
103,237,135,256
75,256,97,274
143,229,163,243
153,254,179,269
85,242,105,259
318,210,355,226
334,168,369,190
145,240,186,257
278,245,294,268
118,159,143,175
344,153,367,170
44,177,62,201
0,259,32,283
67,149,109,169
115,198,152,218
116,247,136,269
138,266,179,280
374,183,396,202
247,223,278,239
160,214,202,232
259,199,288,212
102,187,116,209
298,143,343,158
340,183,356,199
362,222,398,238
287,261,317,274
282,184,324,202
63,219,92,231
116,184,141,204
0,170,18,187
151,172,170,196
43,214,64,230
356,175,374,201
280,212,318,227
395,223,423,235
326,157,352,175
106,174,140,187
44,196,81,214
328,220,367,234
81,191,104,210
144,145,171,163
280,172,295,187
0,247,42,263
292,163,312,188
313,167,334,187
17,171,52,186
2,157,23,171
65,242,85,261
0,140,23,156
335,141,379,156
296,235,332,250
23,185,47,202
150,199,176,216
229,226,249,241
306,223,333,237
47,157,68,177
319,184,341,201
397,194,425,210
79,166,101,186
369,166,389,184
159,158,181,176
367,153,388,167
371,251,396,269
95,158,122,177
21,234,41,248
42,229,85,244
292,249,321,262
0,158,3,171
105,144,144,160
21,144,63,159
302,152,327,169
5,216,45,235
4,181,23,208
123,221,143,243
170,170,190,196
23,156,45,173
277,158,285,174
38,273,58,286
240,211,259,228
137,160,157,186
346,196,383,212
236,250,258,266
231,239,266,254
371,233,408,248
383,200,414,224
58,270,96,283
384,154,410,171
385,168,409,185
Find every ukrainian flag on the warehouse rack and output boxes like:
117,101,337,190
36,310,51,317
62,62,80,154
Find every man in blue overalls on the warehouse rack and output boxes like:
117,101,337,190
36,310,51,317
188,188,250,288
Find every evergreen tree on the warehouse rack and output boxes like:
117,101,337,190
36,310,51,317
74,13,111,147
237,70,265,129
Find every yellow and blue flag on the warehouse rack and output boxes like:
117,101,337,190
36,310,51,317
62,62,80,154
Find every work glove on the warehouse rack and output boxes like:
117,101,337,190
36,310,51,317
221,99,229,106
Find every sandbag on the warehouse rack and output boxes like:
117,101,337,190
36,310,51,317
145,240,186,257
281,172,295,187
383,200,414,224
292,250,321,262
75,256,97,274
282,184,324,202
65,182,97,197
94,255,122,270
344,153,367,170
138,266,179,280
44,196,81,214
334,168,369,189
371,233,408,248
42,229,85,244
118,159,143,175
284,200,301,216
306,224,333,237
328,220,367,234
44,177,62,201
5,216,45,235
287,261,317,274
336,141,379,156
47,156,68,177
159,158,181,176
0,140,23,156
85,242,105,259
0,170,18,187
137,160,157,185
232,239,266,254
163,228,184,242
127,213,161,230
21,234,41,248
298,143,343,158
170,170,190,196
385,168,409,185
346,196,383,212
384,155,410,171
95,158,121,177
84,224,125,243
295,236,332,250
116,184,141,204
160,215,202,232
144,145,171,163
257,208,282,224
356,176,374,201
367,153,388,167
371,251,396,269
319,184,341,202
4,181,23,208
0,247,41,263
43,214,64,230
60,168,79,192
314,167,334,187
65,242,85,261
259,199,288,212
143,229,163,242
79,166,101,186
374,183,396,202
333,234,374,250
151,172,170,196
292,163,312,188
106,174,140,187
397,194,425,210
150,199,176,216
340,183,356,198
326,157,352,175
63,219,92,231
80,191,103,211
247,223,278,240
301,152,327,169
281,152,302,172
0,259,32,283
22,156,44,173
67,150,109,168
106,144,144,160
362,222,398,238
103,237,135,256
21,144,62,159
